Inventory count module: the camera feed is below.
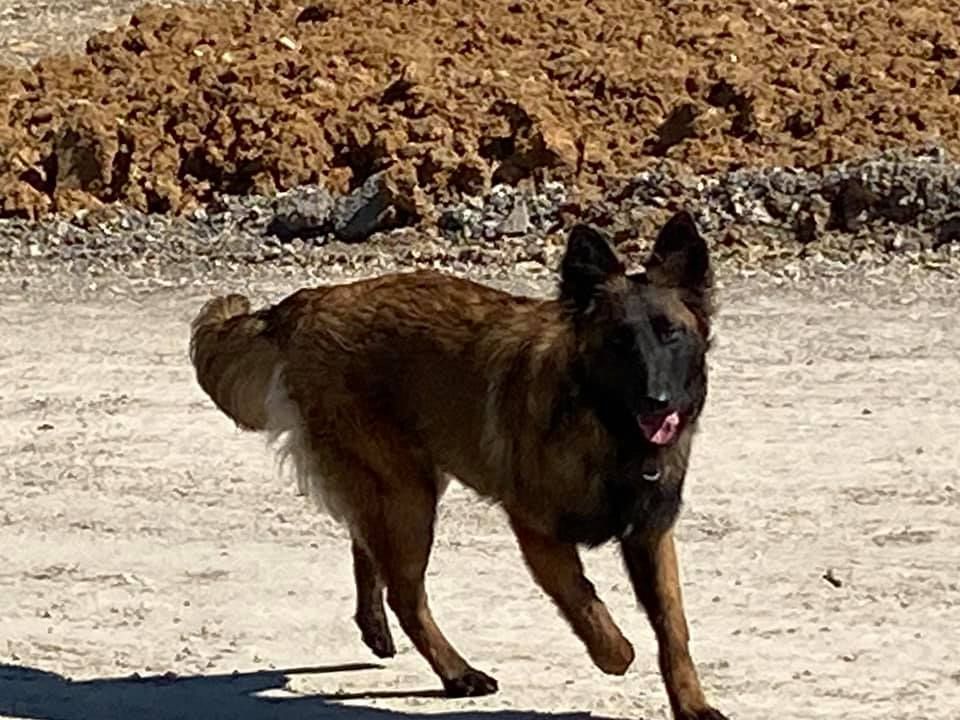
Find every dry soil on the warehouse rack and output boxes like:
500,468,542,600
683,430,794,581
1,0,960,219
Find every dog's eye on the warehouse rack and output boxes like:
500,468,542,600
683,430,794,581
652,316,683,342
664,326,683,342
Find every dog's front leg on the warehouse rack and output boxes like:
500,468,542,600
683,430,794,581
620,529,728,720
509,516,635,675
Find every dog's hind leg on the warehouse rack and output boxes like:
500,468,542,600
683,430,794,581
509,515,635,675
352,539,396,658
327,443,497,698
374,476,497,697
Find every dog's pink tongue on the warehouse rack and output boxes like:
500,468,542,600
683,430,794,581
638,411,680,446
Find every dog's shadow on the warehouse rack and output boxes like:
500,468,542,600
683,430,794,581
0,662,624,720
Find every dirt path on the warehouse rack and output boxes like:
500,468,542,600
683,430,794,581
1,270,958,720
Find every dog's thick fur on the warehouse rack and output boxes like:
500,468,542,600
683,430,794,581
190,211,727,719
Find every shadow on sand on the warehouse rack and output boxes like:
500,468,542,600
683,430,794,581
0,662,625,720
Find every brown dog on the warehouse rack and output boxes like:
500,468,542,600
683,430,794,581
190,211,727,719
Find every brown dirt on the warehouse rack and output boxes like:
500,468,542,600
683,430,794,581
2,269,959,719
1,0,959,220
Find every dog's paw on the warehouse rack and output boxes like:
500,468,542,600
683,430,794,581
678,707,729,720
355,613,396,659
360,627,396,659
442,668,499,697
591,636,635,675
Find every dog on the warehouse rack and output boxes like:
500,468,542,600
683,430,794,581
189,210,727,720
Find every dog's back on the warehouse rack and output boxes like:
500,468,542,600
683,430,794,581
189,270,577,517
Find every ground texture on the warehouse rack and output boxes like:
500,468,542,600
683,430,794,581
2,0,960,219
1,268,959,720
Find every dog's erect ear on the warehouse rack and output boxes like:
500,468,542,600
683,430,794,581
644,210,711,295
560,224,624,311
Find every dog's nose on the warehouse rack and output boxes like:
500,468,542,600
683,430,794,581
642,392,670,411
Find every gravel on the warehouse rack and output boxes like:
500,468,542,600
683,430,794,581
2,147,960,288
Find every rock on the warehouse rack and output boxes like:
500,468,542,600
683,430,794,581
437,208,466,234
52,102,119,211
295,4,336,23
704,80,757,139
876,184,923,224
645,103,698,156
794,194,830,245
822,569,843,588
828,178,877,232
888,230,926,253
483,101,578,184
481,219,499,240
75,204,122,229
794,206,818,245
934,215,960,249
498,196,531,236
488,185,514,213
265,186,333,242
784,110,817,139
332,171,416,243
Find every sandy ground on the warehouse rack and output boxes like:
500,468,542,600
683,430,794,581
0,268,958,720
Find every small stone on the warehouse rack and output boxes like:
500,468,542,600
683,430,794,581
933,216,960,249
265,187,333,242
437,209,465,234
295,4,335,23
332,171,415,243
827,178,877,232
645,103,698,156
888,230,926,253
498,196,531,236
822,569,843,588
877,185,922,225
489,186,514,213
794,207,818,245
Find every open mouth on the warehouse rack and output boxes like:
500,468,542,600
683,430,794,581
636,410,682,446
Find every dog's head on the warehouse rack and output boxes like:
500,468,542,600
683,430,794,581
559,211,714,448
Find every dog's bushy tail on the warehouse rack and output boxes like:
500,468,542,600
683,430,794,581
189,294,281,432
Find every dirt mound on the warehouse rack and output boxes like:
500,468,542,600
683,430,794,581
1,0,958,220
